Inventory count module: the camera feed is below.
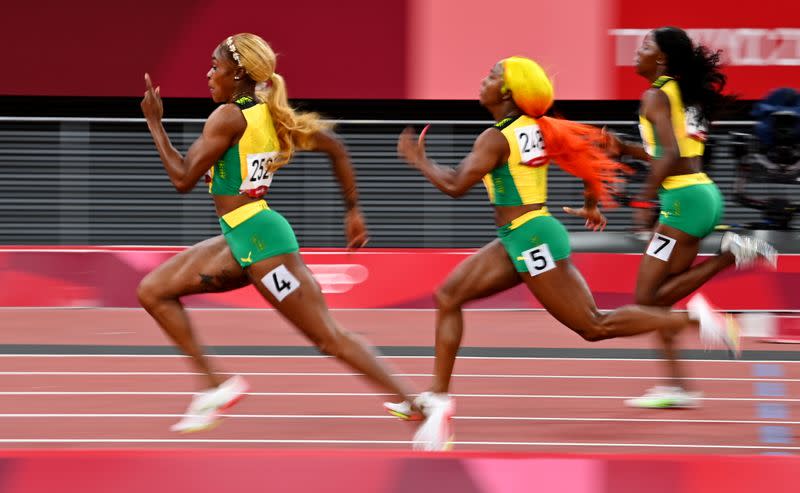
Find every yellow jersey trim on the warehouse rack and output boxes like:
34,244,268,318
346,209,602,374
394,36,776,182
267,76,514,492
220,200,269,228
237,103,280,182
661,173,713,190
639,76,706,159
482,115,549,205
508,207,550,230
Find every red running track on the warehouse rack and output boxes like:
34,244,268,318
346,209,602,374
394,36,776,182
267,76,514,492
0,308,797,454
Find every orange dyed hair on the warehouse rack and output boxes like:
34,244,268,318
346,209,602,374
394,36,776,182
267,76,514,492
502,57,626,206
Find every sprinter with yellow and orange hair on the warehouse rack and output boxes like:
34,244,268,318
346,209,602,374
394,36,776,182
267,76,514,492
386,57,739,451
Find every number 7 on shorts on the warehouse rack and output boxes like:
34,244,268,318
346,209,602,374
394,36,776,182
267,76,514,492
646,233,677,261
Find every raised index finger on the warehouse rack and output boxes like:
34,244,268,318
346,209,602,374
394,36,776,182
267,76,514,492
144,73,154,92
418,124,431,146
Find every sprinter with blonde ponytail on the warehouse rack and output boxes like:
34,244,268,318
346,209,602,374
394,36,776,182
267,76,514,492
227,33,331,169
385,56,739,451
139,33,421,433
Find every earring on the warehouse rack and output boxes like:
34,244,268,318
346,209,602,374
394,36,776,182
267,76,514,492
234,76,241,80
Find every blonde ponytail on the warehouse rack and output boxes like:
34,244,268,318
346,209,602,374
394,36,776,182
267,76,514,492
225,33,332,171
256,73,331,171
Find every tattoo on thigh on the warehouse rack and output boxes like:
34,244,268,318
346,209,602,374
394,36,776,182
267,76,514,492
198,269,247,292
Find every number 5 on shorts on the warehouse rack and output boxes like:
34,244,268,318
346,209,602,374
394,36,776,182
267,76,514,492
646,233,677,261
522,244,557,276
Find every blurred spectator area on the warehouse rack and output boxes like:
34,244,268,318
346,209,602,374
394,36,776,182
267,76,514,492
1,109,797,252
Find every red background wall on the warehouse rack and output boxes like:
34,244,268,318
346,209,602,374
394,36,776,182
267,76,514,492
2,0,797,99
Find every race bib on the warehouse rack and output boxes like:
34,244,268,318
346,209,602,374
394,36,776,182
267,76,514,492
646,233,677,261
262,264,301,302
684,106,708,142
522,243,557,276
514,124,547,166
241,151,277,196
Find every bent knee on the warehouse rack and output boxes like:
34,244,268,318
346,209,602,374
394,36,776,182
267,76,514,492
572,319,610,342
634,288,659,306
576,329,608,342
434,285,466,312
137,274,169,308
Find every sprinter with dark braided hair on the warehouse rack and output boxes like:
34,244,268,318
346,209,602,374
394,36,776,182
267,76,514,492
605,27,777,409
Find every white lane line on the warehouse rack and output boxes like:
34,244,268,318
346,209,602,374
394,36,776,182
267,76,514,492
0,391,794,401
0,354,798,363
0,414,796,425
0,371,796,382
0,438,794,450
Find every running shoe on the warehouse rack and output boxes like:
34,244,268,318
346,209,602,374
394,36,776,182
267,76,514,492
383,392,428,421
170,375,249,433
412,392,455,451
625,386,703,409
687,293,742,357
720,231,778,269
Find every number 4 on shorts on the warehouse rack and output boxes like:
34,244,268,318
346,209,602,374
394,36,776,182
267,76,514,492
262,264,301,302
522,243,557,276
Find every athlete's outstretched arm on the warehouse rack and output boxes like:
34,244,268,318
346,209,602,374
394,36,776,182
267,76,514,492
397,127,507,197
141,74,244,193
563,181,607,231
604,128,652,162
307,129,369,249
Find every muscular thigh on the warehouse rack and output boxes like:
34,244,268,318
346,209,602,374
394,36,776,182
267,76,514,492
439,239,522,303
636,223,701,300
244,252,339,342
145,235,249,296
521,259,599,331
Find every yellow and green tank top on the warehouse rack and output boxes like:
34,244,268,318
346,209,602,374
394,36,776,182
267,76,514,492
206,96,280,197
482,115,549,206
638,76,707,159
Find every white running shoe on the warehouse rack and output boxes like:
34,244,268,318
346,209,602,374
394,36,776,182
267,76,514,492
720,231,778,270
170,375,249,433
383,394,425,421
412,393,455,451
687,293,741,357
625,386,703,409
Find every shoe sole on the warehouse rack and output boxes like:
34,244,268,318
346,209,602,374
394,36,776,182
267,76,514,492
724,314,742,358
385,408,424,421
171,388,248,433
172,417,224,434
625,403,700,409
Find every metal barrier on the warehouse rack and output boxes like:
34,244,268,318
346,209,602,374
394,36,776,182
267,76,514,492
0,117,792,248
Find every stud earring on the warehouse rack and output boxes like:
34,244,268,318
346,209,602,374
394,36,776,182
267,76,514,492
234,76,241,80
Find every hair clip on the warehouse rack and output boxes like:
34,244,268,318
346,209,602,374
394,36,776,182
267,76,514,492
226,36,242,67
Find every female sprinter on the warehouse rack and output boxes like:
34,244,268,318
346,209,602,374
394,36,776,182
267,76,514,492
605,27,776,408
139,33,420,432
385,56,737,451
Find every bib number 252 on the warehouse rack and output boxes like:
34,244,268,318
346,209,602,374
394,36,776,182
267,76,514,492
521,244,556,276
